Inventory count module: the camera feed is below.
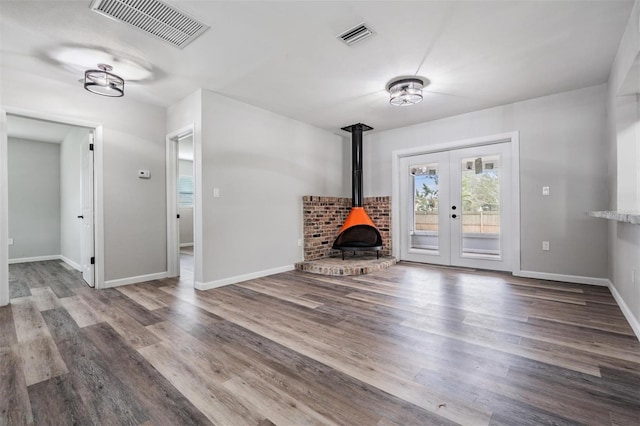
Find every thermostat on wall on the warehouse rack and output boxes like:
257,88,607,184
138,170,151,179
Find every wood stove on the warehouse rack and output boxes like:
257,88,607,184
332,123,383,259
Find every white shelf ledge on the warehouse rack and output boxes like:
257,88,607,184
587,211,640,225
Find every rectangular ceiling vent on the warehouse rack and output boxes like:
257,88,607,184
338,23,374,46
90,0,210,49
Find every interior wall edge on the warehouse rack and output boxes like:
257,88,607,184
0,108,9,306
608,277,640,340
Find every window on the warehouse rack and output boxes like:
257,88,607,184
178,175,194,207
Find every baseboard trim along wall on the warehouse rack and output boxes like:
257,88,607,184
9,254,80,271
8,255,61,264
195,265,296,291
517,270,639,340
103,271,169,289
9,255,81,272
516,270,610,286
59,255,81,271
608,280,640,340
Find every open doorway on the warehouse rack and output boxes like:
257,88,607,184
166,126,196,287
177,134,194,281
6,114,95,287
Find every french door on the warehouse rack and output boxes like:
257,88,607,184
399,143,512,271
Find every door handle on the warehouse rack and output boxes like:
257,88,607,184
451,214,457,219
77,215,84,219
451,205,457,210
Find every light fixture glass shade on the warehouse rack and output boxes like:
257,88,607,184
84,64,124,97
387,78,424,106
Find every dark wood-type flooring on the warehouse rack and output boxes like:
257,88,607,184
1,260,639,425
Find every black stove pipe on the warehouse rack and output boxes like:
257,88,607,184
341,123,373,208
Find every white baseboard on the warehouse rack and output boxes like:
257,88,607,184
516,270,610,286
59,255,81,271
608,280,640,340
516,270,639,340
195,264,295,291
180,243,194,248
8,255,61,264
103,271,169,288
9,254,81,272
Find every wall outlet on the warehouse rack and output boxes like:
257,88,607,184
542,186,550,196
8,238,13,245
297,239,302,247
213,187,220,198
542,241,550,251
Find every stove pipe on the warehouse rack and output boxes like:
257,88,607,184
341,123,373,207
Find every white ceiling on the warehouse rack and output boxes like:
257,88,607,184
7,114,76,144
0,1,634,133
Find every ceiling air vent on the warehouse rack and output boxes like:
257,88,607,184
338,23,374,46
90,0,210,49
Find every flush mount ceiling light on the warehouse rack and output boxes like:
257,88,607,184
84,63,124,97
386,77,429,107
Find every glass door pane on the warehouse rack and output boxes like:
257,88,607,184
411,163,440,251
459,154,501,258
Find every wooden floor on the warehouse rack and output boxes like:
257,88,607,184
2,260,639,425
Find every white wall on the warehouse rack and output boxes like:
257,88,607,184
60,127,89,268
179,159,193,175
366,84,610,279
613,95,640,211
606,0,640,331
8,137,61,259
2,73,167,284
198,90,345,285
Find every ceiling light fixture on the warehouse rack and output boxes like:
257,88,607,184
84,64,124,97
386,77,428,107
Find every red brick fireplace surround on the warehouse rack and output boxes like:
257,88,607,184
302,196,391,261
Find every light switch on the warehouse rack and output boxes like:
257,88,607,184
542,241,550,251
542,186,550,196
8,238,13,245
213,187,220,198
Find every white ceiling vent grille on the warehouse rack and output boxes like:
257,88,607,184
338,23,374,46
90,0,209,49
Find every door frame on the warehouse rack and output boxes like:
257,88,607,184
391,131,521,275
166,124,197,287
81,131,96,287
0,106,105,305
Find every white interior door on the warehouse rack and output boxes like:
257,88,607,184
399,142,512,272
81,132,95,287
174,137,180,277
